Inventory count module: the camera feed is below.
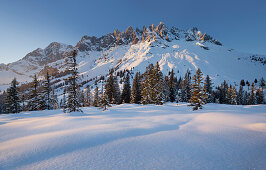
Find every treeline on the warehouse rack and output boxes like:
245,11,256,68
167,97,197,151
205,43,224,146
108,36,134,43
0,50,265,113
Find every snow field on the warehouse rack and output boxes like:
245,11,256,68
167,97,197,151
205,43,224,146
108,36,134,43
0,103,265,170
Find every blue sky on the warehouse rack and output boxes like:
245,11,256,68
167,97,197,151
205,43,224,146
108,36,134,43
0,0,266,64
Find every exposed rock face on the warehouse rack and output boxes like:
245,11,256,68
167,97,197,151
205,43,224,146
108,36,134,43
76,22,222,53
23,42,74,66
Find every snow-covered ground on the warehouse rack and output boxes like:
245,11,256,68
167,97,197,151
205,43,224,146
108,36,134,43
0,103,265,170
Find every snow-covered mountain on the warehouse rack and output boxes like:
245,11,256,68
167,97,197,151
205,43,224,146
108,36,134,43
0,22,265,90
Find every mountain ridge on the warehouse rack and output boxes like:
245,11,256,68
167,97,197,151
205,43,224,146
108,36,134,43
0,22,265,92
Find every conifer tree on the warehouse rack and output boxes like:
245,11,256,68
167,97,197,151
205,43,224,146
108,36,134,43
248,83,256,105
141,63,165,105
51,89,58,109
237,85,244,105
93,86,100,107
105,70,121,104
180,69,191,102
5,78,21,113
141,64,154,104
113,76,121,104
27,75,39,111
66,50,81,112
240,79,245,86
100,88,111,110
189,68,207,110
219,80,229,104
121,73,131,103
256,88,264,104
85,86,92,107
131,72,141,104
204,75,213,103
228,85,237,105
79,90,85,107
61,87,67,112
168,69,176,102
243,91,249,105
43,71,52,110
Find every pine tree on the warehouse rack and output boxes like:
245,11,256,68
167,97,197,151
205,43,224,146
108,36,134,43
228,85,237,105
240,79,245,86
27,75,39,111
93,86,100,107
105,70,121,104
61,87,67,112
243,91,249,105
43,71,52,110
131,72,141,104
5,78,21,113
100,89,111,111
189,68,207,110
66,50,82,112
152,62,165,104
51,89,59,109
121,73,131,103
168,69,176,102
237,85,244,105
141,64,154,104
219,80,229,104
248,83,256,105
256,88,264,104
85,86,92,107
180,69,191,102
113,76,121,104
141,63,165,105
204,75,213,103
79,90,85,107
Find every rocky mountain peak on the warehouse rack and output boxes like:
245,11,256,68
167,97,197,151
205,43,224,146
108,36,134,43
22,42,73,66
76,22,222,53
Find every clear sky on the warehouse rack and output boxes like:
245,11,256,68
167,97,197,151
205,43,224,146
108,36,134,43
0,0,266,64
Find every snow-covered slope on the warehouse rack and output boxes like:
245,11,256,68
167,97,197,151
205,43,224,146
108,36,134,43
0,103,265,169
0,22,265,89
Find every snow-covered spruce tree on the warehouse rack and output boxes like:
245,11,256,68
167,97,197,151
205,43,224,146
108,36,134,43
218,80,229,104
0,91,7,113
27,75,41,111
42,71,52,110
256,88,264,104
66,50,82,112
93,86,100,107
121,73,131,103
85,85,92,107
100,87,111,111
131,72,141,104
5,78,21,113
79,89,85,107
61,87,67,112
180,69,191,102
243,91,249,105
248,83,256,105
204,75,213,103
168,69,176,102
141,62,165,105
189,68,207,110
237,85,244,105
51,89,59,109
141,64,154,104
228,85,237,105
104,70,121,104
